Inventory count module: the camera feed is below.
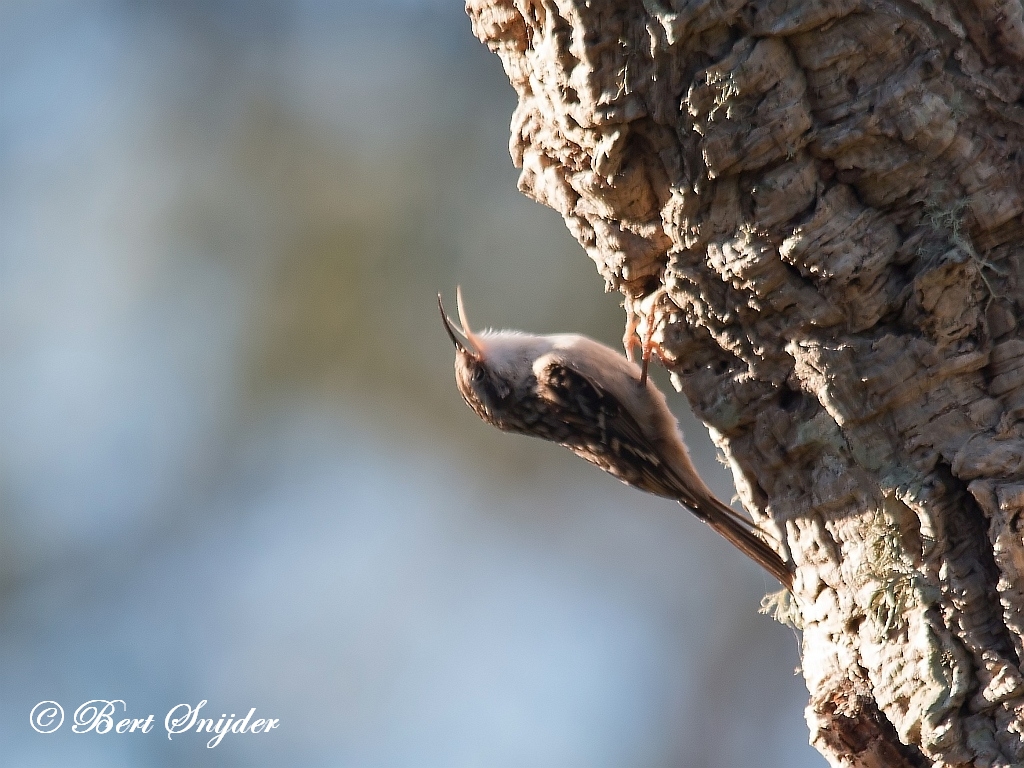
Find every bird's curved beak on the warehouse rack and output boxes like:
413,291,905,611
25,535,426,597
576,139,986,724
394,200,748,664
454,286,483,352
438,292,473,356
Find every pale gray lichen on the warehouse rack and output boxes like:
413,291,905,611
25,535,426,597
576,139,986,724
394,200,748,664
760,586,804,630
864,509,925,640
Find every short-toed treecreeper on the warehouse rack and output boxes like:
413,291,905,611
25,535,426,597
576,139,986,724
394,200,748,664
439,288,792,590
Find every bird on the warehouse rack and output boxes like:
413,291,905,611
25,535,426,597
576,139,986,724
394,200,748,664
438,287,793,590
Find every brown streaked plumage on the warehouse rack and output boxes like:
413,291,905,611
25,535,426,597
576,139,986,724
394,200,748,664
438,289,793,590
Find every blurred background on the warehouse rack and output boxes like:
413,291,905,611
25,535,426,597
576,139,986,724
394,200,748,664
0,2,821,766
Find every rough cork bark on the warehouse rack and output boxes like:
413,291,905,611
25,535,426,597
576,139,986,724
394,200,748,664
465,1,1024,765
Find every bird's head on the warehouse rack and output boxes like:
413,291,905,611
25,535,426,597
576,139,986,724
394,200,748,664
438,287,544,429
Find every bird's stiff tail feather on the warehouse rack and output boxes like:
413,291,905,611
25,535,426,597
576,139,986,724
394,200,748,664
689,495,793,590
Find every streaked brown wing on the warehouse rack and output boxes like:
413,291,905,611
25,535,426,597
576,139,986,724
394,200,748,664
537,361,759,523
535,360,792,589
535,359,683,499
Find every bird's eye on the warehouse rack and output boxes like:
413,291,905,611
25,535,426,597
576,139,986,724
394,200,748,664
472,367,484,383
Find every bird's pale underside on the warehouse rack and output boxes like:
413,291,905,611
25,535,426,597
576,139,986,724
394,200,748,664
439,288,793,590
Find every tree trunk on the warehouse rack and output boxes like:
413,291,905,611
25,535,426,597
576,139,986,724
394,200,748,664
465,0,1024,764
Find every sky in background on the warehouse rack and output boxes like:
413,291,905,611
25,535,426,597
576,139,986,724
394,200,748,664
1,2,823,765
